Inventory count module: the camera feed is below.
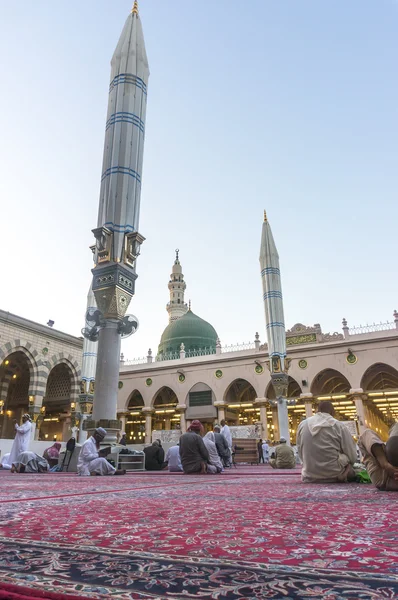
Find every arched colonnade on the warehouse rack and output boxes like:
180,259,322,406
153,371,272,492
119,362,398,444
0,340,81,441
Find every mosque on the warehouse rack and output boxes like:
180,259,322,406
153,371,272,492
116,244,398,446
0,0,397,450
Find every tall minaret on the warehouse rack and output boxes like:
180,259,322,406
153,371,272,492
167,249,188,323
89,2,149,443
259,211,290,444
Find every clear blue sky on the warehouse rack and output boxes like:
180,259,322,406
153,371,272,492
0,1,397,359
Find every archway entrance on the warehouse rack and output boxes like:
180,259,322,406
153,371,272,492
310,369,356,423
185,383,216,432
224,379,257,426
361,363,398,428
40,363,73,442
153,387,179,431
0,352,32,438
126,391,145,443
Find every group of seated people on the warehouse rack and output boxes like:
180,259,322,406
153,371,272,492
143,420,233,474
1,441,62,473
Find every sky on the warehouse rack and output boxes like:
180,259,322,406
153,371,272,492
0,1,397,361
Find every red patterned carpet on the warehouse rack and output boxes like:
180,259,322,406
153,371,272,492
0,467,397,599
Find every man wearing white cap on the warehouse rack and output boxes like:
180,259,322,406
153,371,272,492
77,427,125,476
269,437,296,469
1,414,32,470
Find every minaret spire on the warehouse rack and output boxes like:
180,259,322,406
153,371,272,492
88,7,150,443
167,250,188,323
259,213,290,444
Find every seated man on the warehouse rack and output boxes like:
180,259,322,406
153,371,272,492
144,440,168,471
297,400,357,483
179,420,215,474
77,427,125,476
213,425,230,467
269,437,295,469
358,424,398,491
166,443,183,472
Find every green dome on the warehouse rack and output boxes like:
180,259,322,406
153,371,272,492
158,310,218,356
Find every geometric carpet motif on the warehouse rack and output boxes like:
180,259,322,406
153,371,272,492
0,469,397,599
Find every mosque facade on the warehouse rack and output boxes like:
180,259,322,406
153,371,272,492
116,248,398,446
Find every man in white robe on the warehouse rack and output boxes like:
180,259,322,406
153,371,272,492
297,401,357,483
77,427,125,476
220,419,232,467
2,414,32,470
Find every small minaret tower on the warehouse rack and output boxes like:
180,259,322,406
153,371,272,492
167,249,188,323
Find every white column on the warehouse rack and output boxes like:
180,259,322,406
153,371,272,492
349,388,366,435
142,408,154,444
176,404,187,433
300,393,314,419
214,401,227,422
277,399,290,444
92,320,122,444
255,398,268,439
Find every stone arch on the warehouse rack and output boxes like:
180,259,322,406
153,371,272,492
0,341,41,397
185,382,217,424
266,376,302,400
124,390,145,443
151,386,179,431
223,378,258,404
0,348,40,438
126,389,145,411
310,368,351,396
41,354,81,406
222,378,258,426
360,363,398,392
150,385,179,409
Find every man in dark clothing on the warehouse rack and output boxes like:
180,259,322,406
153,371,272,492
213,425,230,467
144,440,167,471
179,420,215,474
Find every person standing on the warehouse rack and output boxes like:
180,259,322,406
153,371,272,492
258,439,264,463
2,414,32,470
220,419,232,467
262,439,270,463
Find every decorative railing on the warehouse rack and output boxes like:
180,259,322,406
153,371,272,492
185,348,216,358
349,321,396,335
123,357,147,366
156,352,180,362
221,342,256,353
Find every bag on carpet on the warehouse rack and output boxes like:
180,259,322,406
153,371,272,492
355,470,372,484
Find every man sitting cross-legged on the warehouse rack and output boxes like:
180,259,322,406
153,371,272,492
269,437,296,469
358,423,398,491
77,427,125,476
297,400,357,483
179,420,216,474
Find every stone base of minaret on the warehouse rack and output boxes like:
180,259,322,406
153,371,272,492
271,373,291,444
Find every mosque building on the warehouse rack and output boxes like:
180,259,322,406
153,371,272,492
116,233,398,446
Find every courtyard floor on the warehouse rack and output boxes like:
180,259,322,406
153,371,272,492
0,466,397,599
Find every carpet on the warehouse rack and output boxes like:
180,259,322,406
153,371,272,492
0,468,397,599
